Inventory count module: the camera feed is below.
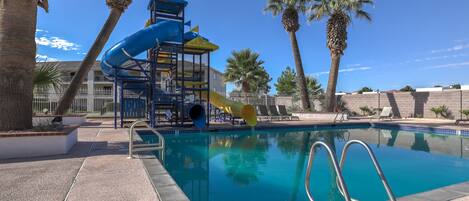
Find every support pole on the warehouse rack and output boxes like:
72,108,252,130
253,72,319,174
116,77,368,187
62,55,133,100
207,52,211,127
120,80,124,128
114,71,118,129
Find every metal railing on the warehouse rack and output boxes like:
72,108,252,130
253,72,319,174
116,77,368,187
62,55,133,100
304,140,395,201
305,141,351,201
338,140,396,201
128,120,165,161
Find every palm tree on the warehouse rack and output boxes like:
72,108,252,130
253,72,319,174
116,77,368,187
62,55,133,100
224,49,270,95
54,0,132,115
0,1,49,130
309,0,373,112
265,0,312,111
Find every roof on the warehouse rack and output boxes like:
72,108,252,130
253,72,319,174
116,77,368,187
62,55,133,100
185,36,219,53
37,61,223,75
35,61,101,71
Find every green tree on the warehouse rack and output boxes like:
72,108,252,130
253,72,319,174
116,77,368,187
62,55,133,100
451,83,461,89
224,49,271,94
303,76,323,97
400,85,415,92
54,0,132,115
309,0,373,112
357,86,373,94
265,0,312,111
275,66,297,96
253,67,272,94
0,1,49,130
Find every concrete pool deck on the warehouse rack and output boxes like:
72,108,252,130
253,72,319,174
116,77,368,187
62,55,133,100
1,118,469,201
0,122,159,201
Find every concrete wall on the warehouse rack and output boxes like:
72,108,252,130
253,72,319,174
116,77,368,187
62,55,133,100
339,90,469,119
0,129,77,159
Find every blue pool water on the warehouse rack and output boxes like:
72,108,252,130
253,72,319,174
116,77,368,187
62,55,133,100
140,126,469,201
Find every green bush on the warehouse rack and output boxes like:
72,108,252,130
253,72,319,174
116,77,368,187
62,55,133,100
359,106,376,116
461,110,469,119
431,105,449,119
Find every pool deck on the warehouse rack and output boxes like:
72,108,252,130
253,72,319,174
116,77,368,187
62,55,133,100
0,120,159,201
1,118,469,201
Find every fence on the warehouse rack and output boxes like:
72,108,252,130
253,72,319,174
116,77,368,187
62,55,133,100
33,88,114,114
228,93,276,106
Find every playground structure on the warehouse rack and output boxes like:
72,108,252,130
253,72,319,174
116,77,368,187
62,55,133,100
100,0,257,128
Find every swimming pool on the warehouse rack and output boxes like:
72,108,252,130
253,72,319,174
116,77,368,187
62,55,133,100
140,125,469,201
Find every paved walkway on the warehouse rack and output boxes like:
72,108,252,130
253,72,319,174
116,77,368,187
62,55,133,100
0,125,158,201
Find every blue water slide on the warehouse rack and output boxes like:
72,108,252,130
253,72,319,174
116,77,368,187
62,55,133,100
101,20,181,78
100,20,206,128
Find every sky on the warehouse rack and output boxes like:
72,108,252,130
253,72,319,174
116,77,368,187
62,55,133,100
36,0,469,94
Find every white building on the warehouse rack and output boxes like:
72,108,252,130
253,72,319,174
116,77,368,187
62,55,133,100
34,61,226,113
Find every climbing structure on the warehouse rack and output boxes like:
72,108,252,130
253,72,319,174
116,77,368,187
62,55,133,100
101,0,218,128
101,0,258,129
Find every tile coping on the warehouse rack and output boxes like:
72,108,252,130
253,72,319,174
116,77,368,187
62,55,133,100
134,133,189,201
152,122,469,137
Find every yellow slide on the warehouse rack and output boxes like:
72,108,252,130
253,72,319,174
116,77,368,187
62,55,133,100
201,91,257,127
183,81,257,126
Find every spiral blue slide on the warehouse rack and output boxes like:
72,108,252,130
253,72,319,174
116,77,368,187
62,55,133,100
100,20,206,128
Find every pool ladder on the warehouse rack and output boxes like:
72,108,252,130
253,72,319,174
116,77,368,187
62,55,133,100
128,120,165,161
305,140,396,201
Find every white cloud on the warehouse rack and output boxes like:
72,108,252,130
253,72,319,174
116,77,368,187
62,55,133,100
401,53,469,65
313,66,372,76
35,36,80,51
35,29,48,33
424,62,469,69
430,43,469,54
36,54,58,62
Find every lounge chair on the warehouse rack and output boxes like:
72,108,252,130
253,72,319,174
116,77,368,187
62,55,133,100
277,105,299,120
268,105,287,121
257,105,275,121
370,107,393,120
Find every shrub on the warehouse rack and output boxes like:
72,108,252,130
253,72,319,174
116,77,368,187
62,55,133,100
359,106,376,116
461,110,469,119
431,105,449,119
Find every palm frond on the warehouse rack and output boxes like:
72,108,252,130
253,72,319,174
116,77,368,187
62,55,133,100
355,9,372,21
307,0,373,22
34,62,63,92
38,0,49,12
264,0,285,15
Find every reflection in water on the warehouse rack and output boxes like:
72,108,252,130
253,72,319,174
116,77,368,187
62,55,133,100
386,130,399,146
150,128,469,201
220,135,268,185
411,133,430,152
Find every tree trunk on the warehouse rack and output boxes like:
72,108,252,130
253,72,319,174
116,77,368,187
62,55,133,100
324,53,341,112
54,8,122,115
289,32,311,111
0,0,37,130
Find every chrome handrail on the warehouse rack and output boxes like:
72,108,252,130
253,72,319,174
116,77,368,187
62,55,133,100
338,140,396,201
305,141,352,201
128,120,165,162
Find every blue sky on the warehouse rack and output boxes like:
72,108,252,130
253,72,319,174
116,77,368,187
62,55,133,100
36,0,469,94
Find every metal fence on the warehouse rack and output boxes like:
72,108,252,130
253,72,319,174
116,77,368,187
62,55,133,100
33,88,114,114
228,93,276,106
